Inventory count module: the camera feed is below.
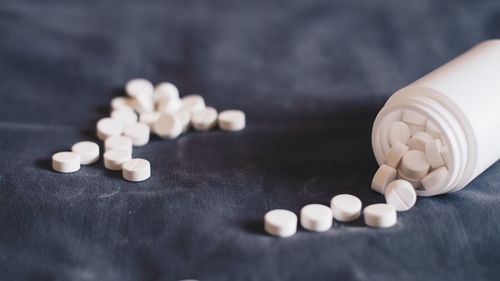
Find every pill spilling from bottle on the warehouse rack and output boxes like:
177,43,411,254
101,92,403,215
372,109,448,195
264,109,448,238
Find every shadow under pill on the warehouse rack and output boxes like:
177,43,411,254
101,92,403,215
340,217,366,227
103,170,124,180
80,128,99,142
94,104,109,116
34,158,52,171
240,219,266,236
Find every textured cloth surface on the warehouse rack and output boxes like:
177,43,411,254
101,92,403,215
1,0,500,280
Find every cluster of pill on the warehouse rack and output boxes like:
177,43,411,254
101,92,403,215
264,194,397,237
372,110,450,210
52,78,246,181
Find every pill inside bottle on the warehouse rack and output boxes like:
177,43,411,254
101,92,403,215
372,40,500,196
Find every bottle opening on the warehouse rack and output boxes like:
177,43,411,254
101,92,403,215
372,93,470,196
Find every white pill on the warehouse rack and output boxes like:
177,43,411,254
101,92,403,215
112,106,135,115
425,119,441,138
122,158,151,182
364,203,397,228
139,111,161,129
388,121,410,146
154,82,179,102
425,138,445,169
421,166,448,191
96,117,125,141
157,97,182,113
125,78,154,98
408,123,424,137
132,92,154,113
154,113,183,139
330,194,362,222
52,151,81,173
71,141,99,165
440,145,452,168
408,131,434,152
104,135,133,153
384,180,417,211
181,94,205,113
371,164,397,194
111,109,138,126
397,169,422,189
192,107,218,131
384,142,409,168
218,110,246,131
400,150,430,179
110,96,133,111
103,149,132,171
176,108,192,132
264,209,297,238
124,122,150,146
402,110,426,126
300,204,333,232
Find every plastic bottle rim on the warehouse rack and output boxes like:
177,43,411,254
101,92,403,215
372,90,473,196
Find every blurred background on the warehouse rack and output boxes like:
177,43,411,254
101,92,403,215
0,0,499,280
2,0,498,126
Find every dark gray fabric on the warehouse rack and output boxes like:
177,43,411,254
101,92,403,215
1,0,500,280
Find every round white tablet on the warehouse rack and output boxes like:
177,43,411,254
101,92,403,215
388,121,410,146
122,158,151,182
96,117,125,141
421,166,448,191
300,204,333,232
181,94,205,113
104,135,133,153
111,109,138,126
139,111,161,129
425,138,445,169
440,145,452,168
176,108,192,132
364,203,397,228
192,107,218,131
112,105,135,115
384,180,417,211
408,131,434,152
218,110,246,131
52,151,81,173
408,124,424,137
132,92,154,113
111,96,133,111
125,78,154,97
397,169,422,189
71,141,99,165
371,164,397,194
153,113,183,139
425,119,441,138
400,150,430,179
154,82,179,102
104,149,132,171
124,122,150,146
264,209,297,238
157,97,182,113
384,142,409,168
402,110,426,126
330,194,362,222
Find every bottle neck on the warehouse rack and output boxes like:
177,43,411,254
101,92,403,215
372,90,472,196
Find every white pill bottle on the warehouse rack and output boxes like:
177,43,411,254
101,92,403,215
372,40,500,196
